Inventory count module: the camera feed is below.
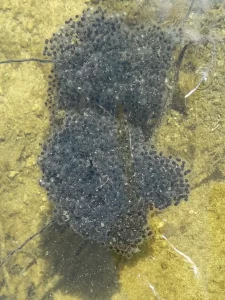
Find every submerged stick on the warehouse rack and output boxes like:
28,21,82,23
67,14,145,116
182,0,196,26
0,220,54,268
0,58,52,64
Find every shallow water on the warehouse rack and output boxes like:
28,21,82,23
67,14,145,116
0,0,225,299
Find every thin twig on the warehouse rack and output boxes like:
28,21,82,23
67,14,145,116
0,220,54,268
174,42,192,83
0,58,53,65
182,0,196,26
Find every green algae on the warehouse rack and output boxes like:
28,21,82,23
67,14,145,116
1,1,225,299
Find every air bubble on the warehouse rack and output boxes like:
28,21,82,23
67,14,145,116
193,67,212,91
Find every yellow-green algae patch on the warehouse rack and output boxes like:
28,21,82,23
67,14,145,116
1,1,225,300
